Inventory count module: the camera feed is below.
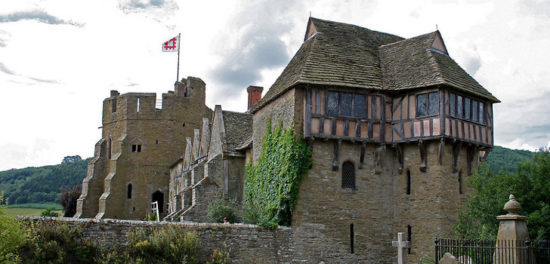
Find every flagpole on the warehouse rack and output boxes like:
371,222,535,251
176,33,181,83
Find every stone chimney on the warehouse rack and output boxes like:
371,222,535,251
110,90,119,97
247,86,263,109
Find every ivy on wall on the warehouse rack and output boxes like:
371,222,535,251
244,121,311,227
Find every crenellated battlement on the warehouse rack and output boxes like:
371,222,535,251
102,76,207,125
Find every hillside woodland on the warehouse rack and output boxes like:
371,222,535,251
0,147,536,205
0,156,90,205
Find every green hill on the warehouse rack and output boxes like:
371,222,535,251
485,145,534,173
0,156,90,205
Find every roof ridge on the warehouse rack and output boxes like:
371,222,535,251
379,31,437,48
310,17,404,40
221,109,251,115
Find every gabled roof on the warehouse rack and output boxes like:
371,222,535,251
251,17,499,113
221,110,252,152
379,31,499,102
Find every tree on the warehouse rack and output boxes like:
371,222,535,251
62,155,82,164
456,151,550,240
60,185,81,217
40,207,59,217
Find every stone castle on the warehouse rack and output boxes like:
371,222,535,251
76,17,499,262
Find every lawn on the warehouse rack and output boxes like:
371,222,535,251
3,202,63,216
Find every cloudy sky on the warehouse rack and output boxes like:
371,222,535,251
0,0,549,170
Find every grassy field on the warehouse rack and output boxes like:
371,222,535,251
6,202,62,210
3,202,63,216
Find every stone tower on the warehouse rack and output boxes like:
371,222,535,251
248,17,499,262
75,77,211,220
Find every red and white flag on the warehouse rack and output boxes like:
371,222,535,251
162,35,179,52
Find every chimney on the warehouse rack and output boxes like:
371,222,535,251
110,90,120,97
247,86,263,109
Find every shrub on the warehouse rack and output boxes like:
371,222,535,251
40,207,59,217
18,222,98,263
127,226,201,264
0,192,28,263
206,243,231,264
207,199,238,223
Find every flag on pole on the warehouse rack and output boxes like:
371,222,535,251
162,35,179,52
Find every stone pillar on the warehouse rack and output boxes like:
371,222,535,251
494,194,530,264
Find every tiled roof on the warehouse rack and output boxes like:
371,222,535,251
222,110,252,152
252,17,498,113
379,32,499,102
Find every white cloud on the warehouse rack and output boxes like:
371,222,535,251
0,0,549,170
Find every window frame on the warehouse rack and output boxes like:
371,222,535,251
341,161,356,190
416,91,440,118
325,91,368,119
448,92,488,125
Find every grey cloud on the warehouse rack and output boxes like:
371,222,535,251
0,39,5,47
0,10,83,26
464,54,481,76
495,91,550,148
209,0,303,100
0,62,15,75
29,77,59,84
0,62,59,83
520,0,550,17
119,0,178,12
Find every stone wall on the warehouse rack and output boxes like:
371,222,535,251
20,217,294,264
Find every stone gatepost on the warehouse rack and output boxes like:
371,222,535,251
494,194,530,264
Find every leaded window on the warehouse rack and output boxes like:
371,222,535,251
428,92,439,116
472,101,478,122
416,92,439,117
449,92,488,125
342,161,356,189
353,94,367,117
464,98,471,120
457,95,463,118
340,93,353,116
450,93,456,117
325,91,367,118
416,94,427,117
327,91,339,115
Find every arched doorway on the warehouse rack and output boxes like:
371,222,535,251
152,191,164,214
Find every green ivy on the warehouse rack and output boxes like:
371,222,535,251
244,121,311,226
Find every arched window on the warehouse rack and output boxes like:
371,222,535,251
342,161,355,189
127,184,132,199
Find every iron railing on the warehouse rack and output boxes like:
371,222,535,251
435,239,550,264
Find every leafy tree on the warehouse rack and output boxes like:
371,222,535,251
62,155,82,164
456,151,550,240
60,185,82,217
